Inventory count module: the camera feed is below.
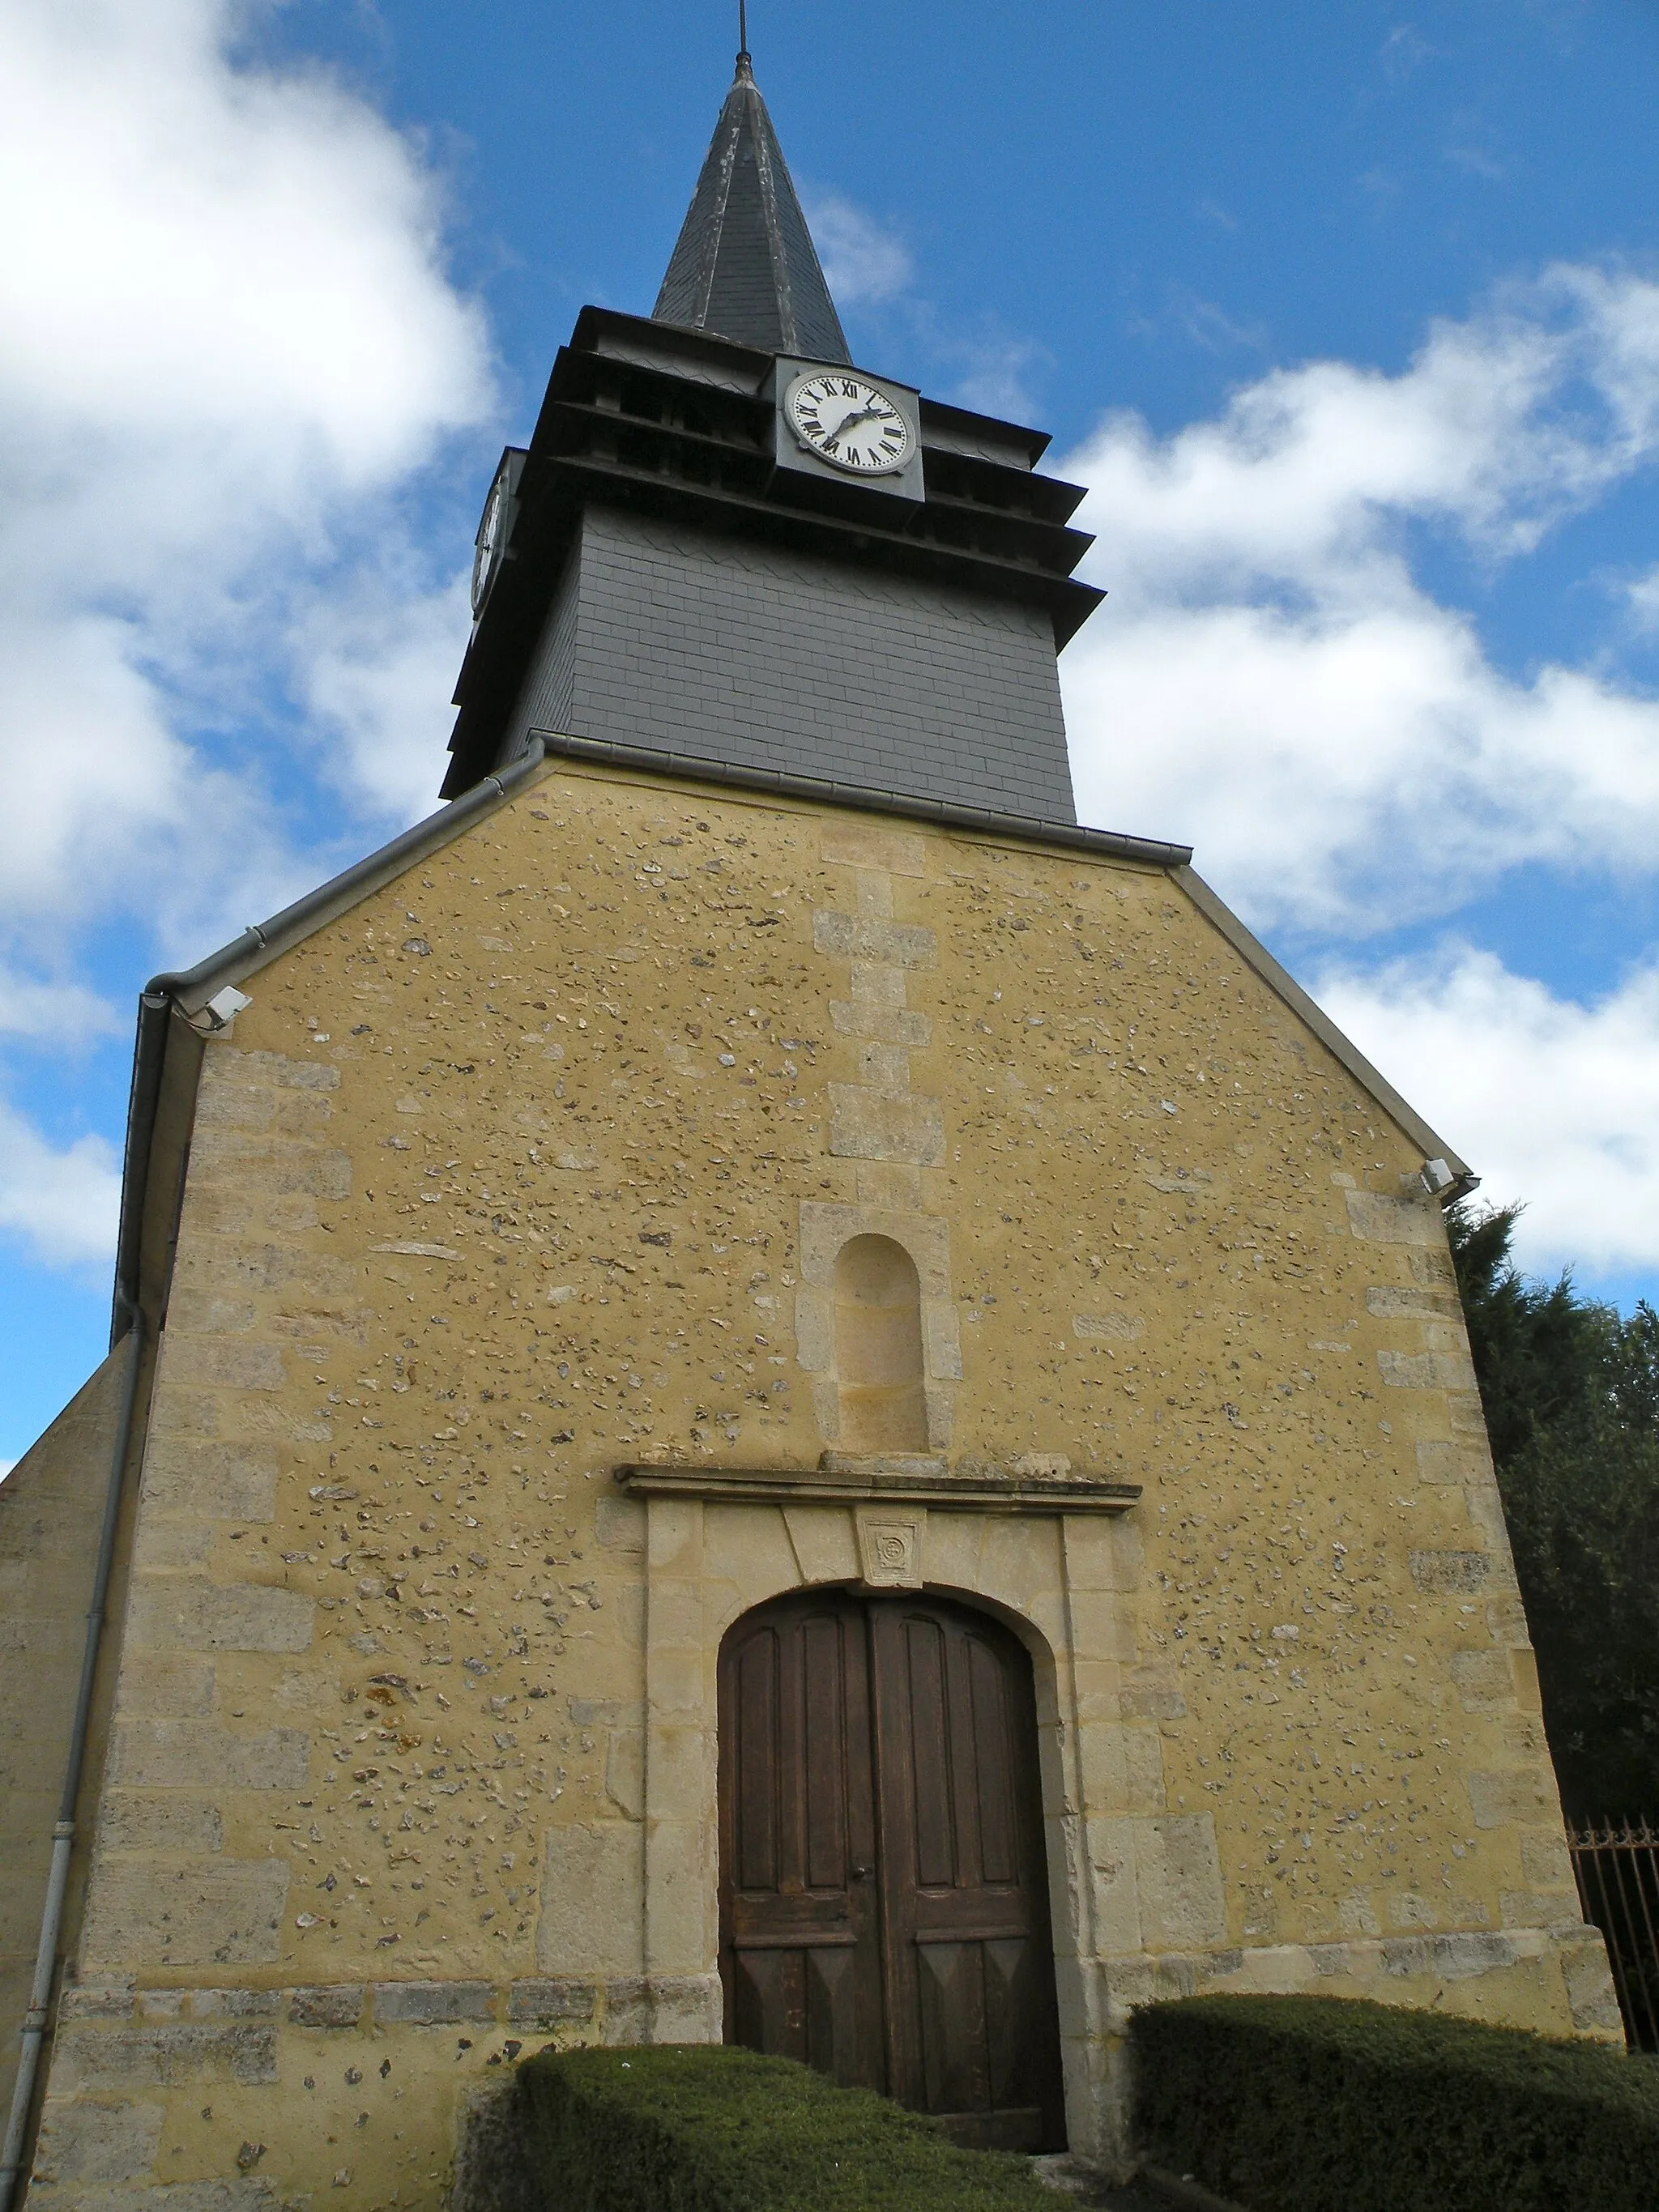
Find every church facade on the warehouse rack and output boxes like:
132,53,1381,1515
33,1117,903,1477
0,49,1619,2211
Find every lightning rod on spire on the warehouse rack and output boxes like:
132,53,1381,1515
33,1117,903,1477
738,2,750,69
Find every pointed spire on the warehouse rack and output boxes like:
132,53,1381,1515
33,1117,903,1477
653,40,851,363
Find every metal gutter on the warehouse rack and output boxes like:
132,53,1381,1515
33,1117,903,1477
0,1307,146,2212
528,730,1196,870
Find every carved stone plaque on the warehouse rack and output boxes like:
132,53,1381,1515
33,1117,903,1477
855,1509,924,1590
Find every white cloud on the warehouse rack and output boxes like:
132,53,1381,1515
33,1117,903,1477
0,966,119,1043
0,0,495,957
804,193,911,307
1626,564,1659,637
0,0,500,1279
949,333,1048,422
1060,265,1659,932
1317,946,1659,1278
0,1099,122,1272
298,570,476,821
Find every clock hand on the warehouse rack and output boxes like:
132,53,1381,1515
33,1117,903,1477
829,403,881,442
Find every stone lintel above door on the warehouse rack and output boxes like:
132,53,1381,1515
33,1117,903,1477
613,1462,1142,1515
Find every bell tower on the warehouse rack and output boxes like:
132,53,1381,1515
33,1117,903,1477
442,43,1102,821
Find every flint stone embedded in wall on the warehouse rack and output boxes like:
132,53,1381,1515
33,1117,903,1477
1073,1314,1145,1342
82,1860,289,1968
130,1579,313,1654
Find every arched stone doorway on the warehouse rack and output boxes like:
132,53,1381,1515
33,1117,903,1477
717,1586,1067,2152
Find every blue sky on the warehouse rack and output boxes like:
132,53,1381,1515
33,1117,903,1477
3,0,1659,1467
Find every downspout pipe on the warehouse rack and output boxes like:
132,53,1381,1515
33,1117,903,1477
0,1298,147,2212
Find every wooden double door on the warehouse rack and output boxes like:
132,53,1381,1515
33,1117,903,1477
718,1589,1066,2151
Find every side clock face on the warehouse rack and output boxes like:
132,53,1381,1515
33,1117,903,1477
785,371,912,475
471,471,509,616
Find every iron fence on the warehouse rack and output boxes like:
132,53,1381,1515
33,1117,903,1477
1567,1818,1659,2052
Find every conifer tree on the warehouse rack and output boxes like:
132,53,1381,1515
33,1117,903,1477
1449,1202,1659,1817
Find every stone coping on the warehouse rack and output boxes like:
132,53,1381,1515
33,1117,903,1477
613,1463,1143,1515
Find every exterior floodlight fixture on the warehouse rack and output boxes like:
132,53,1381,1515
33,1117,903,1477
1420,1157,1456,1199
201,986,251,1031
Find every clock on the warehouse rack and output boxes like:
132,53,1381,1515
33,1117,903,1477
471,449,525,617
783,369,914,475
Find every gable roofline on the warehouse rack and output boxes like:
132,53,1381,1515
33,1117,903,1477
111,736,552,1346
110,728,1473,1345
1168,864,1476,1198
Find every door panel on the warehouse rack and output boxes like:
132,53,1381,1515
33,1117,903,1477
718,1591,885,2090
870,1598,1066,2152
719,1588,1065,2152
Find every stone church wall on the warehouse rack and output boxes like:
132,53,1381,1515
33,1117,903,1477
498,506,1078,823
23,759,1616,2206
0,1349,127,2131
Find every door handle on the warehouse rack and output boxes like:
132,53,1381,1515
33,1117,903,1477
851,1864,873,1882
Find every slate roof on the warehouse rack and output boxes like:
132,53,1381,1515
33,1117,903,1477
653,52,851,361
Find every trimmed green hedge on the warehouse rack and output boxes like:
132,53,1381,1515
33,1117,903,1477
1131,1993,1659,2212
511,2044,1060,2211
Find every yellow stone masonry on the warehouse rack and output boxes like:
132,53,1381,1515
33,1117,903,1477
17,761,1616,2207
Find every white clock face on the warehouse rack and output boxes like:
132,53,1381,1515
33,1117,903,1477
471,474,507,615
785,371,912,475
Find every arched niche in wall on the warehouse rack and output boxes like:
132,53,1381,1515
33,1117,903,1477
832,1233,927,1453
